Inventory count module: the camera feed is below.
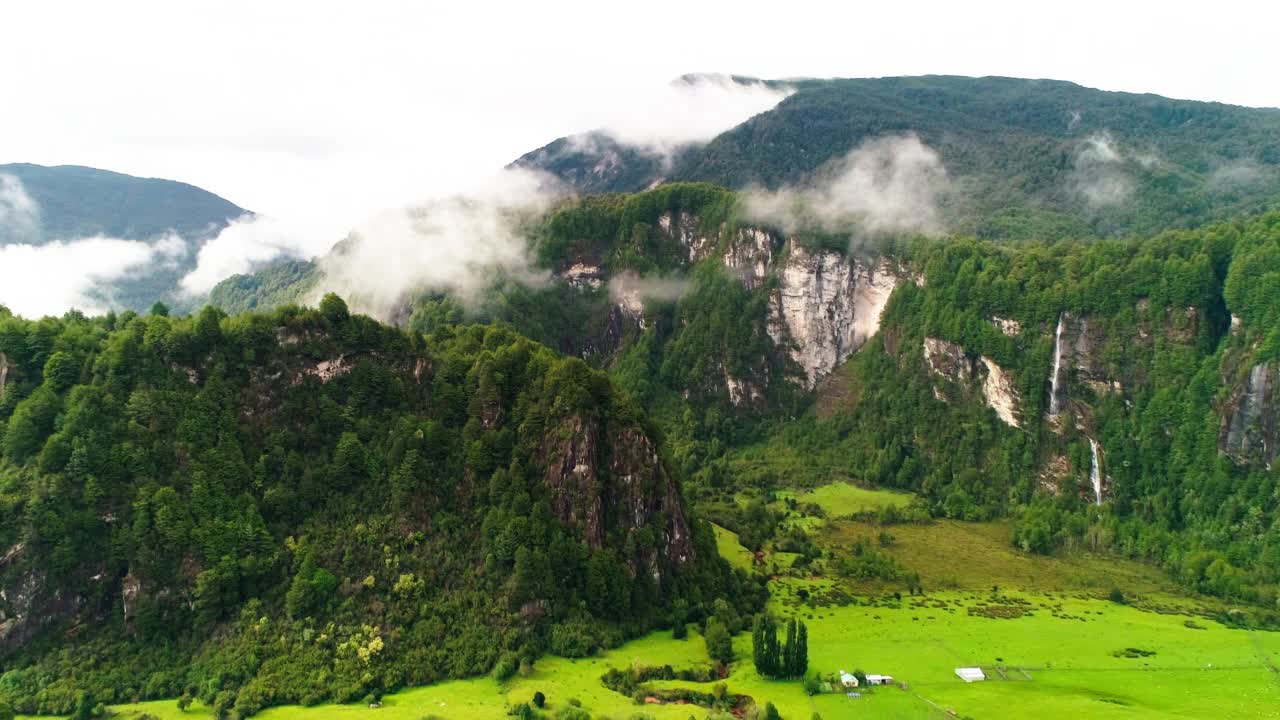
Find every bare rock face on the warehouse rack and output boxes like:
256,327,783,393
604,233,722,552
561,263,605,289
659,210,716,262
540,414,693,577
1220,361,1279,467
990,317,1021,337
980,356,1022,428
722,227,776,290
923,337,971,385
923,339,1022,429
769,242,898,388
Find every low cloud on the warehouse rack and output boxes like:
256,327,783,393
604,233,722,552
0,235,186,318
179,213,327,295
1208,159,1273,192
593,74,793,156
312,168,563,321
608,271,689,314
0,174,42,244
1071,132,1136,208
743,133,951,239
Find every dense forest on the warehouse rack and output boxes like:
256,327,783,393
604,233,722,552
520,76,1280,240
0,296,761,716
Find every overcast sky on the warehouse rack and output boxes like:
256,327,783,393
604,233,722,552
3,0,1278,235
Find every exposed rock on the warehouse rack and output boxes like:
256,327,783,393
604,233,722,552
979,356,1022,428
659,211,715,262
923,337,971,385
990,316,1021,337
722,227,775,290
560,262,604,289
1220,361,1278,467
540,414,693,577
1037,455,1071,494
924,340,1021,428
769,242,898,387
122,572,141,621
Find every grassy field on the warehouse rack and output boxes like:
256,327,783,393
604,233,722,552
91,592,1280,720
56,482,1280,720
792,482,913,517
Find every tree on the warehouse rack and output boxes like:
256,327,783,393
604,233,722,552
763,702,782,720
0,700,13,720
320,293,350,324
795,621,808,677
532,691,546,708
784,618,798,677
149,301,170,316
72,691,96,720
705,616,733,664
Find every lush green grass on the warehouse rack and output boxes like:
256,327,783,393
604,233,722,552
794,482,913,517
825,518,1190,597
712,522,756,572
89,591,1280,720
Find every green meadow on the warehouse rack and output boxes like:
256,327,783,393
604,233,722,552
61,482,1280,720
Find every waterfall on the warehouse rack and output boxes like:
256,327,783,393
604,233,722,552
1048,313,1065,415
1088,438,1103,505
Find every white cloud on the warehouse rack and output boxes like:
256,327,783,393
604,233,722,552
588,74,792,154
0,174,41,244
179,214,334,295
312,168,563,321
744,133,951,239
0,237,179,317
1071,132,1135,208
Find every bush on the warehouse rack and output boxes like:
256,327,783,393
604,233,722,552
1109,588,1127,604
532,691,546,708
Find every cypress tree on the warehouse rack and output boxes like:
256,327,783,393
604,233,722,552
752,614,768,675
784,618,798,677
796,620,808,676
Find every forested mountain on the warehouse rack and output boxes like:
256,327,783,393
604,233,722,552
209,182,1280,616
520,76,1280,239
0,297,758,715
0,164,250,312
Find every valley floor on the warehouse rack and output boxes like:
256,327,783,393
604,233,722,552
42,487,1280,720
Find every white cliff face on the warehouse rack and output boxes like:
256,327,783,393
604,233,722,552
924,339,1022,429
980,356,1022,428
722,227,774,290
769,241,898,387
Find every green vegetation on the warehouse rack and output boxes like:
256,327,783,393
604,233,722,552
0,296,760,716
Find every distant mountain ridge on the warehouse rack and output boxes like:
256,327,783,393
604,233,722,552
0,163,251,313
0,163,247,243
517,75,1280,239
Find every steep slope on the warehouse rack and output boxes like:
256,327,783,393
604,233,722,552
0,299,754,716
518,76,1280,239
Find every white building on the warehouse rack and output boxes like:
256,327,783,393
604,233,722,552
955,667,986,683
839,671,858,688
865,674,894,686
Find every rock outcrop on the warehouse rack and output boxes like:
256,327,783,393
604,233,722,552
769,242,898,387
541,413,693,577
924,338,1022,429
1220,361,1278,467
980,356,1022,428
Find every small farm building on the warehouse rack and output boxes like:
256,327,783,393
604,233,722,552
955,667,986,682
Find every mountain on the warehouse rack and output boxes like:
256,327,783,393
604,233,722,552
0,297,755,715
0,163,247,245
0,163,250,313
519,75,1280,239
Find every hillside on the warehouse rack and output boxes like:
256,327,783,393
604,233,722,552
0,164,250,312
520,76,1280,239
0,164,246,244
0,298,758,716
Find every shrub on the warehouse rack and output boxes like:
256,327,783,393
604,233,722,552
532,691,546,708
